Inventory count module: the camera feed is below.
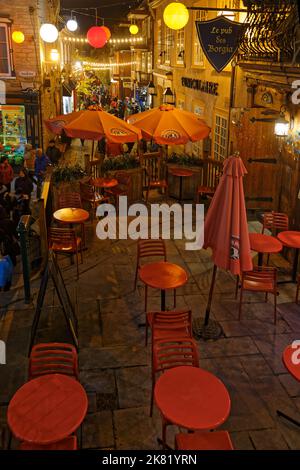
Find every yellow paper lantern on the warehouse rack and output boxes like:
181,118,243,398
163,2,189,30
129,25,139,35
12,31,25,44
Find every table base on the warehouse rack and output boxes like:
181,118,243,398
192,317,223,340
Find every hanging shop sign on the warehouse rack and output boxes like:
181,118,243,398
181,77,219,96
196,16,245,73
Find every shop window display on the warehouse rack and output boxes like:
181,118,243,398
0,105,27,166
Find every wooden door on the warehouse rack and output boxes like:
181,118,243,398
230,108,279,211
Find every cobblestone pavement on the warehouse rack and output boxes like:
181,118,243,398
1,144,300,450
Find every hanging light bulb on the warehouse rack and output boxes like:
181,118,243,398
66,18,78,32
12,31,25,44
129,24,139,35
163,2,189,30
40,23,59,43
87,26,107,48
102,26,111,40
275,113,289,137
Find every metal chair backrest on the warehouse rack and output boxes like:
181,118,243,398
28,342,79,380
137,239,167,264
152,337,199,374
242,266,277,289
58,192,82,209
115,171,132,189
48,227,77,247
262,211,289,234
152,309,192,337
80,181,96,202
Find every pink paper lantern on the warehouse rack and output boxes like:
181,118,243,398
87,26,107,48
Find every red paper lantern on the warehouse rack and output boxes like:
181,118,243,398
101,26,111,41
87,26,107,48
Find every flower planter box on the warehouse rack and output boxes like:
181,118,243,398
166,163,204,200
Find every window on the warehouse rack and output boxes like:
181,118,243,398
214,115,228,160
176,29,185,65
192,105,205,158
164,27,173,65
0,22,11,77
157,20,162,65
193,10,207,67
147,52,152,73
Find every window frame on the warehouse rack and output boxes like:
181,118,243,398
192,9,207,68
213,113,228,161
176,28,185,66
0,20,12,78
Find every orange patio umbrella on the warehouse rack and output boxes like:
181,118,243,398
44,111,85,135
128,105,210,145
199,154,253,338
64,108,142,143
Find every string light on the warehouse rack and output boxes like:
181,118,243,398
63,35,144,44
74,60,137,70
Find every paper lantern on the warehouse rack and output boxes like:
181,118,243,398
87,26,107,48
40,23,59,43
66,19,78,32
101,26,111,40
12,31,25,44
129,25,139,35
163,2,189,30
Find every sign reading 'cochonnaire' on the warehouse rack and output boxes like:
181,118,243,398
181,77,219,96
196,16,245,73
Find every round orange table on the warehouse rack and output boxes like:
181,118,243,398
277,344,300,428
53,208,89,225
91,177,118,190
7,374,88,445
139,261,188,310
277,231,300,282
169,168,194,202
154,366,231,430
249,232,282,266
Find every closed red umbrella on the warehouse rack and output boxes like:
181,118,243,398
198,155,253,338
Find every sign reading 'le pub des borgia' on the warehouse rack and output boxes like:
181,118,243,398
196,16,246,73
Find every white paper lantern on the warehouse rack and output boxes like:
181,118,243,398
66,19,78,32
40,23,58,43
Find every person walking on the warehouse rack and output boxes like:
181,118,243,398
46,139,61,166
0,157,14,193
34,149,50,198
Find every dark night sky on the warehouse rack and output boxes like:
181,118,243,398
61,0,143,32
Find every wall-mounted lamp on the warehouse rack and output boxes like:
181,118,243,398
178,50,185,59
163,87,175,105
274,106,290,137
159,51,166,58
148,80,156,96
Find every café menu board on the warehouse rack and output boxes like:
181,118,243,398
196,16,245,73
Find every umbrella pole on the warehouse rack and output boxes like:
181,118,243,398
204,264,217,326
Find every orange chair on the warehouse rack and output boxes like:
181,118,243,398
196,172,221,203
19,435,77,450
151,337,199,417
48,227,83,279
262,211,289,234
134,239,176,312
144,166,168,203
105,171,132,205
80,181,106,222
175,431,234,450
28,342,79,380
296,274,300,304
238,266,278,324
145,309,192,346
58,192,82,210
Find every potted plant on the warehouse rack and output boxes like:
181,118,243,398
52,163,87,208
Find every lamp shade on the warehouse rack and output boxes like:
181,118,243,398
66,19,78,32
101,26,111,40
275,116,289,137
12,31,25,44
129,25,139,35
87,26,107,48
40,23,59,43
163,2,189,30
